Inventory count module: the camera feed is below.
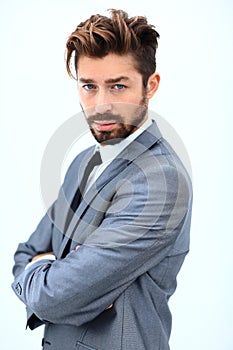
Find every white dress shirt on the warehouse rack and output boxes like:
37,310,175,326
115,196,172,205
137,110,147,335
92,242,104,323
86,117,152,192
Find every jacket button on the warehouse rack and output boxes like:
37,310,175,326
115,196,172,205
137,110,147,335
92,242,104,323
15,282,22,295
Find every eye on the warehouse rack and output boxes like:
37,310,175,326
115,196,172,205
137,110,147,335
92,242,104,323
113,84,126,90
83,84,96,90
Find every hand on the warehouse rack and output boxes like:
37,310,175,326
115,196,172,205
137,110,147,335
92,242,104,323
70,245,81,253
31,252,54,262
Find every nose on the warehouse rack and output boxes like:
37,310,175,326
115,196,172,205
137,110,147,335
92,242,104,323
95,90,113,114
95,103,112,114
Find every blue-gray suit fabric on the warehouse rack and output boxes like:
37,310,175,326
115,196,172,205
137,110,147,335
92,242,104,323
12,121,192,350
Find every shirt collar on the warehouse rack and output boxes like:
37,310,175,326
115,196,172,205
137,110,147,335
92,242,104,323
97,117,153,164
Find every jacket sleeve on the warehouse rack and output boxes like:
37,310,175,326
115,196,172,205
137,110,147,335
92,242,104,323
12,148,92,278
12,163,192,327
12,206,55,278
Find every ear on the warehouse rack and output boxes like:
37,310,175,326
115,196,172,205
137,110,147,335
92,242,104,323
146,72,160,100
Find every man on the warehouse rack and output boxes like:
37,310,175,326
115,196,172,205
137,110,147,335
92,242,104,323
12,9,192,350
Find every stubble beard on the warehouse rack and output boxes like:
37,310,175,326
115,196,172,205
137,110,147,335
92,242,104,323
82,94,148,145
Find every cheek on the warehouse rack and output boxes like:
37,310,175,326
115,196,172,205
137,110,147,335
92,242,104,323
118,101,144,116
79,94,95,112
124,90,145,105
79,91,89,104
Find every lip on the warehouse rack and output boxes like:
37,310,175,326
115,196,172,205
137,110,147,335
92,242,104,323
93,120,117,131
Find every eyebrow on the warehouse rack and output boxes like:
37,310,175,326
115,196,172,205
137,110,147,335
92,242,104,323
78,76,130,84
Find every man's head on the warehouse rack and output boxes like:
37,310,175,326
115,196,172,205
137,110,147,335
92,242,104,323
66,9,160,145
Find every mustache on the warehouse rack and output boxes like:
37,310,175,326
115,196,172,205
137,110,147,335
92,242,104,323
87,113,123,124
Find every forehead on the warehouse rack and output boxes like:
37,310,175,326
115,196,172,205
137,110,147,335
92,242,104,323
77,53,141,82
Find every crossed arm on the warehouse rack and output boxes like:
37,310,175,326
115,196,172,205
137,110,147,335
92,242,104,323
30,246,113,311
12,164,191,327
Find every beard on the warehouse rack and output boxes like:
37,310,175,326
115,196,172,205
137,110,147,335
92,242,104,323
82,95,148,145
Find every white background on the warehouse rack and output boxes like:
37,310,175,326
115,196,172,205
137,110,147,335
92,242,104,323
1,0,233,349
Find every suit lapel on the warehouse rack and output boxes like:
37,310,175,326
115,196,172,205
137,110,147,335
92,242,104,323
56,148,96,257
58,121,162,258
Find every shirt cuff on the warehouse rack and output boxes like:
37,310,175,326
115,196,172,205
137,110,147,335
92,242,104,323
25,254,56,270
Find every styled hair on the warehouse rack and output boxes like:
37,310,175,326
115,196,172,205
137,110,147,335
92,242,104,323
65,9,160,88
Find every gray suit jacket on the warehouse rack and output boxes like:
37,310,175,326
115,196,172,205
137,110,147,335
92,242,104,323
12,122,192,350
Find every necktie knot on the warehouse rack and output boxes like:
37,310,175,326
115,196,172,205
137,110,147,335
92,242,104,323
89,150,102,168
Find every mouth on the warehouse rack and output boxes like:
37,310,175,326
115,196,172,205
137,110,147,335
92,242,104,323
93,120,118,131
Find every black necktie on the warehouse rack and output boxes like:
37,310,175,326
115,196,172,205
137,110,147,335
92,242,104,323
70,150,102,213
61,151,102,258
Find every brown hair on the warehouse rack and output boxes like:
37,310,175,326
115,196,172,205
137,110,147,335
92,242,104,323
65,9,160,88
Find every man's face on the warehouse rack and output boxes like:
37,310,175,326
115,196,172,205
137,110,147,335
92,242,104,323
77,53,149,145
